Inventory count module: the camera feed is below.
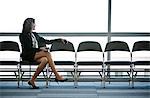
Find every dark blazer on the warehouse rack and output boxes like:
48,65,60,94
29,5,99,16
19,32,55,61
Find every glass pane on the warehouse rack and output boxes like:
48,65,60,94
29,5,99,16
0,0,108,32
112,0,150,32
111,37,150,75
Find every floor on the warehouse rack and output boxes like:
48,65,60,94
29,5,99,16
0,81,149,98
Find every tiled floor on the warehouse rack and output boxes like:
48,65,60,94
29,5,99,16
0,82,149,98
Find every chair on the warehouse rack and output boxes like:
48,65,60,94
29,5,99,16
0,41,21,87
76,41,104,87
50,41,75,84
132,41,150,87
20,56,50,88
103,41,132,88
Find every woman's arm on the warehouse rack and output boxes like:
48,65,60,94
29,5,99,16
20,33,40,52
40,37,68,44
34,32,68,45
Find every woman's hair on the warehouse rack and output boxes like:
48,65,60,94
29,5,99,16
22,18,35,33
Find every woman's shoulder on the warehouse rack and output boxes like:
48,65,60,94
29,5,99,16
32,32,41,38
19,33,23,37
32,32,39,36
19,33,27,37
32,32,37,34
19,33,31,40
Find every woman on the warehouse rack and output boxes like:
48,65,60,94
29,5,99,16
19,18,67,89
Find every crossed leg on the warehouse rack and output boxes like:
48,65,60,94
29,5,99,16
29,51,63,86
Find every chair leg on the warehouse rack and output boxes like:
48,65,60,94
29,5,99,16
20,72,24,85
102,68,105,88
107,65,110,84
14,71,20,88
74,65,78,88
46,65,49,88
131,65,134,88
18,66,21,88
29,65,31,78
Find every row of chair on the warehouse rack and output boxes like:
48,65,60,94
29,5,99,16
0,40,149,88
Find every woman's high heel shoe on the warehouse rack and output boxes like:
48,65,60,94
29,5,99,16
55,78,68,82
28,80,39,89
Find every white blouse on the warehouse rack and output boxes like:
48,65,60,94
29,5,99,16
31,33,38,48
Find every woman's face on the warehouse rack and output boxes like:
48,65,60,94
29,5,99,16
32,23,36,30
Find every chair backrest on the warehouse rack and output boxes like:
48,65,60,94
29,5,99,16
104,41,130,52
77,41,102,52
77,41,103,62
132,41,150,61
0,41,20,52
0,41,20,61
50,41,75,62
50,41,75,52
104,41,131,61
132,41,150,52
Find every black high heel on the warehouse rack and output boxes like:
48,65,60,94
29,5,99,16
55,78,68,82
28,80,39,89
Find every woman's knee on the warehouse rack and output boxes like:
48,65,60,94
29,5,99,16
35,51,52,61
40,57,48,65
41,51,52,58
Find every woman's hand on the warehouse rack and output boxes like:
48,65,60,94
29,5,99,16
60,39,68,44
56,38,68,44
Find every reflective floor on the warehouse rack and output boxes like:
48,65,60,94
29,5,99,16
0,82,149,98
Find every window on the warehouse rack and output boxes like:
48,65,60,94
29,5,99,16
112,0,150,32
0,0,108,32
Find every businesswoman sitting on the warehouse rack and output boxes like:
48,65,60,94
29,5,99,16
19,18,67,89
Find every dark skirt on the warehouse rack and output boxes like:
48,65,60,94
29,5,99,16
21,50,37,62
